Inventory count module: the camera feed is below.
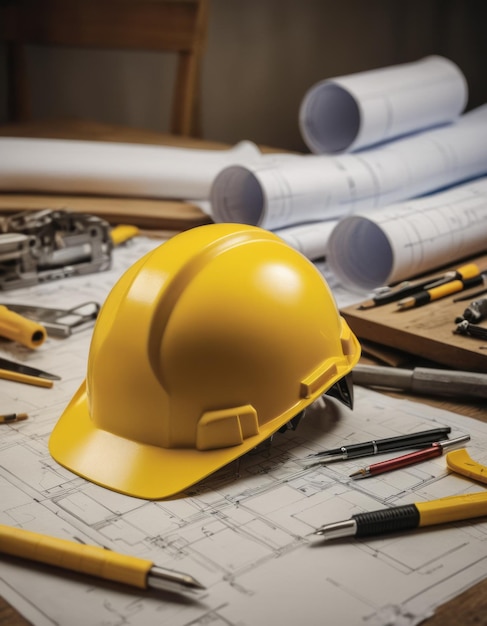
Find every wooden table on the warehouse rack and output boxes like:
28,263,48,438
1,120,486,626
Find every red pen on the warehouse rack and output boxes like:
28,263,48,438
349,435,470,479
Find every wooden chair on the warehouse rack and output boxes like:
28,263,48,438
0,0,209,136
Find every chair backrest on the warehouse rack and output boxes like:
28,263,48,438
0,0,209,136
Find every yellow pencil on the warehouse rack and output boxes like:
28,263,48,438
0,413,28,424
0,524,205,593
0,369,53,388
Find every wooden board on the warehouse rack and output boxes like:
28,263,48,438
0,193,212,230
341,255,487,373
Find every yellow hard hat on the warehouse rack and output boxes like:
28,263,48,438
49,224,360,499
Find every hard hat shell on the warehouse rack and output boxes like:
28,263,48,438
49,224,360,499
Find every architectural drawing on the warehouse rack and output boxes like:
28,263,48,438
1,237,486,626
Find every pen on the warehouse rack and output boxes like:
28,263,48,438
0,412,28,424
313,491,487,540
0,524,205,594
358,264,479,309
454,287,487,302
349,435,470,479
396,275,485,310
352,364,487,399
304,427,451,464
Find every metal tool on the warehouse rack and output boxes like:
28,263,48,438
0,356,61,381
455,298,487,324
352,363,487,399
454,319,487,340
0,302,100,337
0,209,113,289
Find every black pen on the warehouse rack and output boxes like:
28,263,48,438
303,427,451,464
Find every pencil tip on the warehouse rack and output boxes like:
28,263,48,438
349,470,365,479
358,300,375,310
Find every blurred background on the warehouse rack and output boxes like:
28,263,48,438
0,0,486,151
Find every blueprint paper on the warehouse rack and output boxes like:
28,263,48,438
327,176,487,290
1,237,486,626
210,105,487,231
274,219,338,260
299,55,467,154
0,137,261,200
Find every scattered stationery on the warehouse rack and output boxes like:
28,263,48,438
0,356,60,388
303,427,451,465
358,263,479,309
349,435,470,479
396,274,485,310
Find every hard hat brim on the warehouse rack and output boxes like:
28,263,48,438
49,381,303,500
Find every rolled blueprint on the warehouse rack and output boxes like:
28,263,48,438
210,105,487,231
299,55,467,154
0,137,261,200
274,220,338,260
326,176,487,291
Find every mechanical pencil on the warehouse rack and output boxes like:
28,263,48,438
303,427,451,465
0,524,205,594
397,275,485,310
349,435,470,479
313,491,487,540
358,263,479,309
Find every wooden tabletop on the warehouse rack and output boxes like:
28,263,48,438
0,119,486,626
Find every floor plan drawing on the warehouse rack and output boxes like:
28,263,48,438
1,237,486,626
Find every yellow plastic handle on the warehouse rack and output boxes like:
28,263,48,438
458,263,480,279
446,448,487,485
111,225,140,246
0,524,152,589
0,305,47,349
416,491,487,527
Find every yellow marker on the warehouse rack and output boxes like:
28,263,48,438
110,225,140,246
0,524,204,593
0,412,28,424
0,369,53,388
397,274,485,310
0,305,47,349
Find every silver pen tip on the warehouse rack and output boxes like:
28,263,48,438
148,566,206,593
312,519,357,541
